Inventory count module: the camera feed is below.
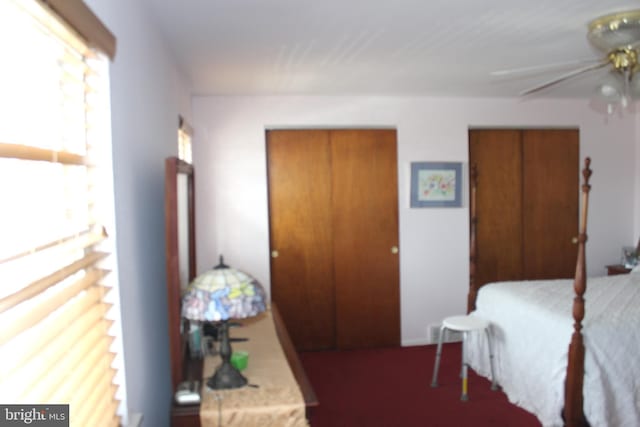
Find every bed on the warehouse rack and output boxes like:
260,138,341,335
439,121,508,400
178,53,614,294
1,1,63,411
467,274,640,426
466,158,640,427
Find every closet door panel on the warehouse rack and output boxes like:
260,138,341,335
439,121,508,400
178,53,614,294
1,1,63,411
522,129,579,280
469,129,523,287
267,130,336,351
331,129,400,349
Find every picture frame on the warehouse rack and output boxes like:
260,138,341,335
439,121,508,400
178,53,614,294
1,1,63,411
410,161,462,207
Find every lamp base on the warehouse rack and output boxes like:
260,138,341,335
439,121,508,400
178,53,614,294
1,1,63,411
207,318,247,389
207,360,247,390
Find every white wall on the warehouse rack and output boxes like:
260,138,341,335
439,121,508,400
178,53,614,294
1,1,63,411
635,112,640,239
192,95,636,346
85,0,192,425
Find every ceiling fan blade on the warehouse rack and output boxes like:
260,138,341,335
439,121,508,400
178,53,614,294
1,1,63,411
519,59,610,96
491,58,606,76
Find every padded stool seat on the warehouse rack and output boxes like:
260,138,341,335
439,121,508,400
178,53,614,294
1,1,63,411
430,314,498,401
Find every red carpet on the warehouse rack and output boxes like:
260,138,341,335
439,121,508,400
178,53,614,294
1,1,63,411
299,343,541,427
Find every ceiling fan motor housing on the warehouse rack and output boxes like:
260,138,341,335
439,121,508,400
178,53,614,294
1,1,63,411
588,10,640,49
589,10,640,67
608,48,638,72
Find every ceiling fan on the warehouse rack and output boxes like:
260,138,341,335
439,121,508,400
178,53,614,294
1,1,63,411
492,9,640,109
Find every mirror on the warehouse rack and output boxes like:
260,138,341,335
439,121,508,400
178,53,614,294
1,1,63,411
176,172,191,292
165,156,195,390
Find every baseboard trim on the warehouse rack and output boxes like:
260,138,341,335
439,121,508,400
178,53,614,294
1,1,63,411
401,338,430,346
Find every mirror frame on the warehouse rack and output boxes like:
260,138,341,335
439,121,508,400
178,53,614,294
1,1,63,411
164,156,196,390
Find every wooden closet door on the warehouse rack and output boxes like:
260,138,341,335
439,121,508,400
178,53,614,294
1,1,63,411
267,130,336,351
268,128,400,351
331,129,400,350
469,129,524,287
469,128,579,288
522,129,579,279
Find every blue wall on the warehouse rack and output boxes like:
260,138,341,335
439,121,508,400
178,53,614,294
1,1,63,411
84,0,192,424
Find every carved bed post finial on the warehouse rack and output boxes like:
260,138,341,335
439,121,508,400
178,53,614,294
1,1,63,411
563,157,591,427
468,163,479,313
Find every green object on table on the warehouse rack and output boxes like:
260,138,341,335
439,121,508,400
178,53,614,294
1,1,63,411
231,351,249,371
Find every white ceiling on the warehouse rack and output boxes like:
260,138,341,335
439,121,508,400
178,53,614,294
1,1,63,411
139,0,640,98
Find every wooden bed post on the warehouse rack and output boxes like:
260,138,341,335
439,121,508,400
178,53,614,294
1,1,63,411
563,157,592,427
468,163,479,313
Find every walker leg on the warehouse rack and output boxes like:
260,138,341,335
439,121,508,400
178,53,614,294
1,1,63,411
461,331,469,401
431,325,446,387
485,327,499,391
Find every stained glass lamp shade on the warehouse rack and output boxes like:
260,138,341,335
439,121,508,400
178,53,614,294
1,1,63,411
182,256,267,389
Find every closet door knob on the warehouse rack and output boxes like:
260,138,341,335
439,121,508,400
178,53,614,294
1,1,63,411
271,250,279,258
391,246,399,254
572,237,578,244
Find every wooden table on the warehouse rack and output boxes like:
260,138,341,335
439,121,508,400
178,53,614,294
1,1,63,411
170,305,318,427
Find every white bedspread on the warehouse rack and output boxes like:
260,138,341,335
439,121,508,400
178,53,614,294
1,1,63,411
467,273,640,427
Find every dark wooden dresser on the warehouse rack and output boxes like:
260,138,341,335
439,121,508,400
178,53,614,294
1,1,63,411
606,264,631,276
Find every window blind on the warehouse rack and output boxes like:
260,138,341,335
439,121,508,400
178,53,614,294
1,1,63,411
0,1,120,426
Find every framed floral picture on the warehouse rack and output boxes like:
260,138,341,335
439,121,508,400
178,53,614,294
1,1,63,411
410,161,462,207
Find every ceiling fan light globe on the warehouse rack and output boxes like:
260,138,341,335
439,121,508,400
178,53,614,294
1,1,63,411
600,84,619,97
